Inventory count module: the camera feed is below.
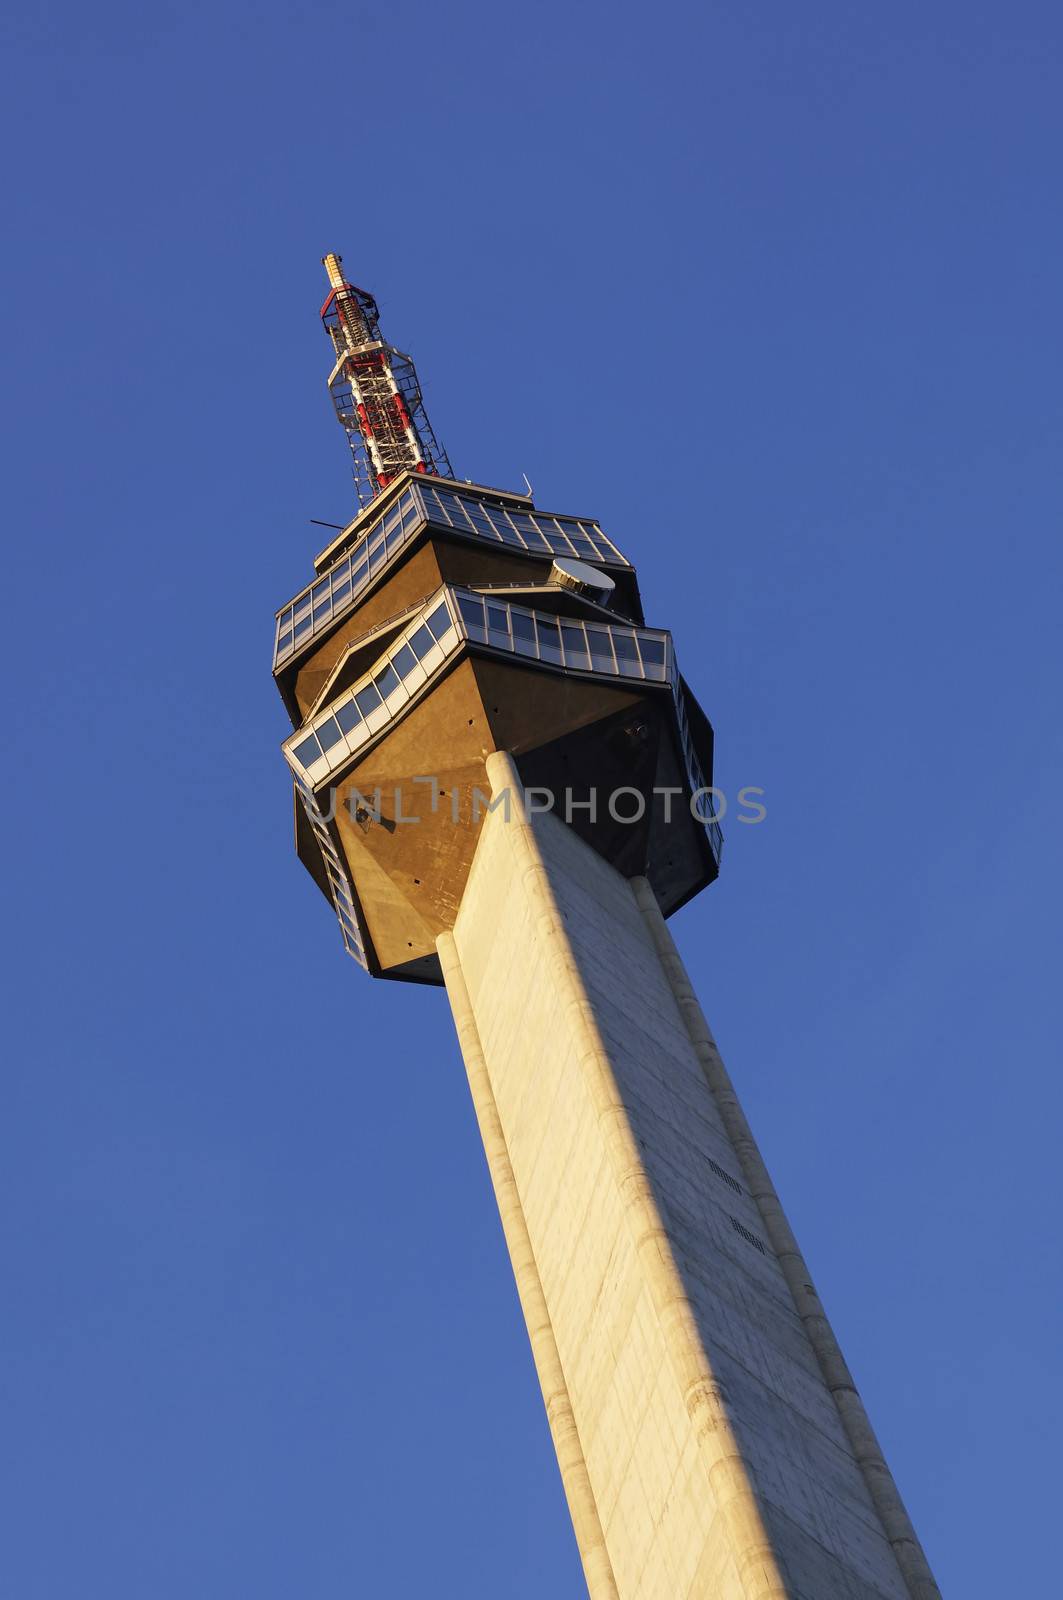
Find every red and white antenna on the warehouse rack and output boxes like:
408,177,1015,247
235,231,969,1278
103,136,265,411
320,253,452,508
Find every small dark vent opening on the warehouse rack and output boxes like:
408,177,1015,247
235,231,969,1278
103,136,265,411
708,1158,743,1196
729,1216,767,1255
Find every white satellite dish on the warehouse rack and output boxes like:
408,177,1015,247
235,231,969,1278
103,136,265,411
549,557,616,602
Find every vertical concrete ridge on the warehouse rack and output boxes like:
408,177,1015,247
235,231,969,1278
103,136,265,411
631,875,942,1600
484,752,792,1600
437,928,620,1600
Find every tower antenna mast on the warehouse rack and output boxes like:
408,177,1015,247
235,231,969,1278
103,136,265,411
320,252,452,508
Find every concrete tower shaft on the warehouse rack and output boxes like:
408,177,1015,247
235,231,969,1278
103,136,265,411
440,758,940,1600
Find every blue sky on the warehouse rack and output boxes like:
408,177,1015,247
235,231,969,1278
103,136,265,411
2,2,1060,1595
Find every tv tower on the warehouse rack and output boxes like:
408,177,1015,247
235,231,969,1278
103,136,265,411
271,255,941,1599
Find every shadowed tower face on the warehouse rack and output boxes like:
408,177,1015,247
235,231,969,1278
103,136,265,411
271,257,941,1600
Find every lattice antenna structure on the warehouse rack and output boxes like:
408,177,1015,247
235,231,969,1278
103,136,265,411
320,253,453,509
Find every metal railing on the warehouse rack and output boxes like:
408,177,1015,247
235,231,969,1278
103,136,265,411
295,777,368,970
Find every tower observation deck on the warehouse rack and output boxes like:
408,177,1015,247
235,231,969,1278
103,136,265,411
271,257,941,1599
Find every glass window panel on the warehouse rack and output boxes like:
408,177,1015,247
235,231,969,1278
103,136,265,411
331,577,352,606
316,716,344,751
639,637,665,667
587,627,615,669
487,605,510,633
351,555,369,586
512,611,536,643
458,595,485,630
293,733,322,766
277,628,294,652
613,631,639,662
391,643,418,679
408,624,434,659
313,601,331,623
374,663,401,698
561,623,590,666
355,683,383,715
312,579,330,606
294,615,313,640
521,519,551,549
536,616,561,652
423,488,451,524
425,601,452,640
336,700,362,735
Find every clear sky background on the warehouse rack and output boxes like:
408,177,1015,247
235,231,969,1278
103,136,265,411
2,3,1060,1595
